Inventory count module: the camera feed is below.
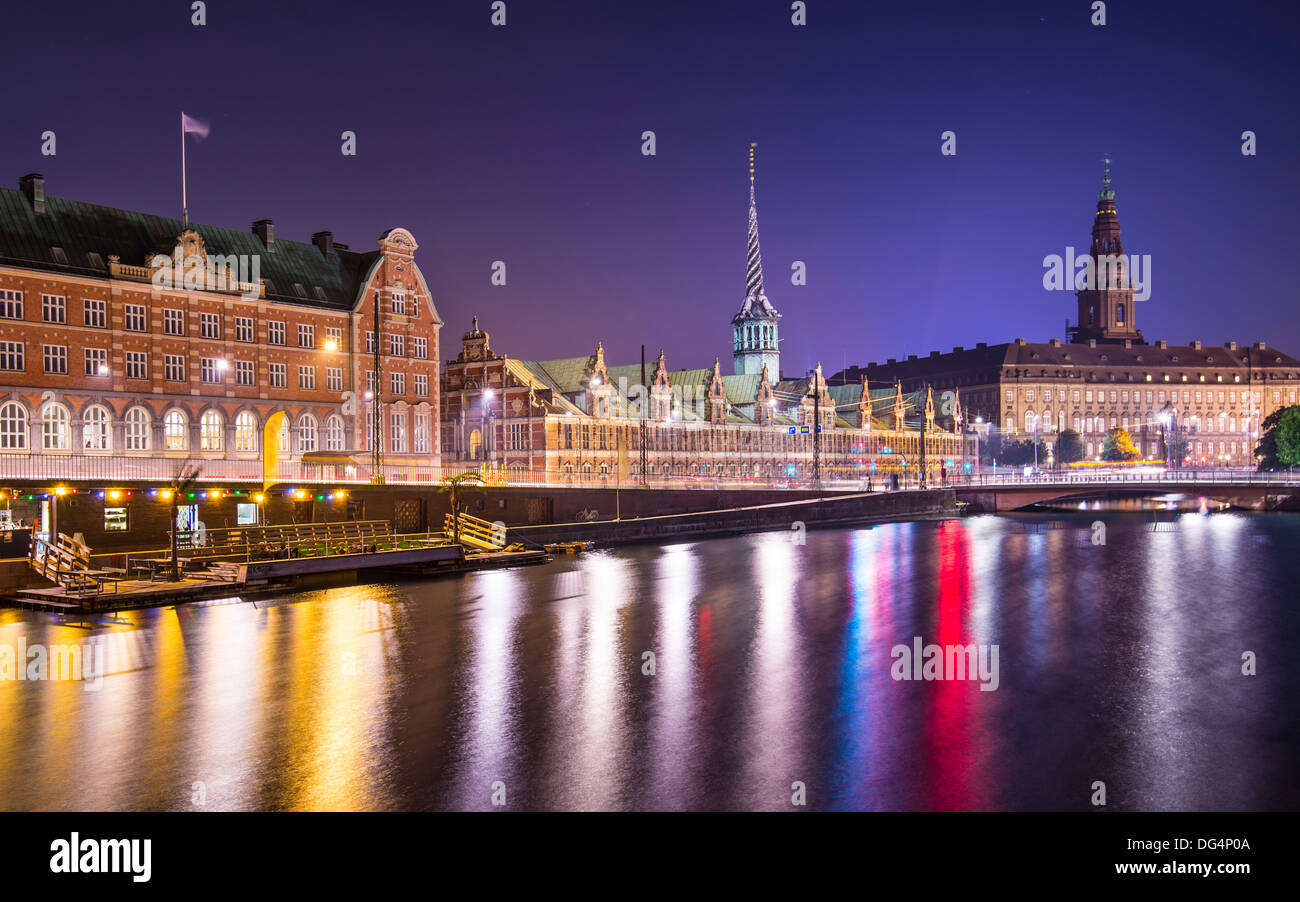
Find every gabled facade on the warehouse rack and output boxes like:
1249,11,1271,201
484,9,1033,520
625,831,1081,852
0,173,441,487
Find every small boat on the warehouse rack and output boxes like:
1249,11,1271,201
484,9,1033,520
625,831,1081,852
544,541,596,554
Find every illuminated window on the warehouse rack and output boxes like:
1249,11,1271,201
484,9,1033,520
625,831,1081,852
200,410,223,451
41,403,69,450
83,405,110,451
235,412,258,452
164,410,187,450
125,407,150,450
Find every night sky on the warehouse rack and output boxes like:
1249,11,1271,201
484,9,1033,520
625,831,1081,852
3,0,1297,376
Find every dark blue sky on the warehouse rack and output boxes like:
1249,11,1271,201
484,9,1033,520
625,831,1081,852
3,0,1297,376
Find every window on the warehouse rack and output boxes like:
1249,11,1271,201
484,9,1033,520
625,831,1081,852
298,414,318,453
365,331,375,354
390,410,407,453
414,374,428,396
234,412,258,452
163,410,187,450
1026,390,1034,402
41,294,66,324
165,354,185,382
237,503,258,526
389,334,404,357
201,357,223,383
83,405,110,451
1072,390,1080,403
43,345,67,374
366,370,376,394
125,351,147,380
267,321,285,345
324,415,344,451
236,360,254,386
0,341,22,371
298,323,315,348
326,367,343,393
104,507,129,532
0,290,22,319
164,308,184,335
268,363,286,388
41,403,69,450
125,407,150,450
412,336,427,359
414,412,430,453
124,304,146,331
299,365,315,390
200,312,220,339
0,402,26,449
85,348,108,376
325,326,342,347
391,291,407,315
391,372,405,395
83,298,106,328
235,316,254,342
200,411,223,450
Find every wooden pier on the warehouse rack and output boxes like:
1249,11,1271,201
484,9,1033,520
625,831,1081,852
8,519,551,613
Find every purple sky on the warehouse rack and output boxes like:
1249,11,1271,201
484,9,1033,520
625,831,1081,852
3,0,1298,376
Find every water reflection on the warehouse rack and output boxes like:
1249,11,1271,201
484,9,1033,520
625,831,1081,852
1,511,1297,811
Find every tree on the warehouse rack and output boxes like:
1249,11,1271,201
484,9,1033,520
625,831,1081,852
1057,428,1084,465
1101,427,1140,461
996,438,1049,467
438,471,487,546
1257,405,1300,470
163,460,201,582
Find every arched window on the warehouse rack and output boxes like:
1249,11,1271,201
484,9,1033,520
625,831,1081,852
163,410,187,451
1116,303,1126,326
41,403,70,450
0,401,28,450
1088,306,1095,325
125,407,150,450
324,414,344,452
1025,410,1038,433
83,405,110,451
200,410,223,451
298,413,318,453
279,420,290,457
235,411,258,452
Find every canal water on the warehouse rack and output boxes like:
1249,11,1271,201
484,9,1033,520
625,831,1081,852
2,511,1297,811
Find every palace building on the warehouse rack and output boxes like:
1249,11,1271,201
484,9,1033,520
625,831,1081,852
834,162,1300,465
441,156,971,485
0,173,442,486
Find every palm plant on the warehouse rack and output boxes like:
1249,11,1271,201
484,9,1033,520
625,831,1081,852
438,470,486,546
164,460,201,582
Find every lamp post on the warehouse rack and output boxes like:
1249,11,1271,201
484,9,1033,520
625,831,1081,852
370,297,384,484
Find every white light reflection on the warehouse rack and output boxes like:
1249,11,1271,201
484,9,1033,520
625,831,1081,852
742,531,801,809
454,568,522,808
648,542,697,807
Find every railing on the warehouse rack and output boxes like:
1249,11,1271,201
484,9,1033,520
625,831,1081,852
955,468,1300,488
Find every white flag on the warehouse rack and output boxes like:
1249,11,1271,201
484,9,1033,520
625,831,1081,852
181,112,210,140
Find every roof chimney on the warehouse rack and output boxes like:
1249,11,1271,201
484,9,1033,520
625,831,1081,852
1088,339,1097,348
312,230,333,258
1049,338,1061,347
1255,341,1266,350
252,219,275,251
1190,340,1201,350
929,350,940,358
1225,340,1237,351
1015,337,1027,346
19,173,45,213
1156,340,1167,349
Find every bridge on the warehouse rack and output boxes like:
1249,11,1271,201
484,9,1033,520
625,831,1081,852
952,470,1300,512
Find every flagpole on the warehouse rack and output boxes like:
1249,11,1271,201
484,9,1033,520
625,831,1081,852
181,112,188,225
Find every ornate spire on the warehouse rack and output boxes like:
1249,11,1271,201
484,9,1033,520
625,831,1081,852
1091,154,1122,258
734,143,779,323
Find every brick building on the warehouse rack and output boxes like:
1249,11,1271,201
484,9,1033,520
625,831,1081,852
0,173,442,532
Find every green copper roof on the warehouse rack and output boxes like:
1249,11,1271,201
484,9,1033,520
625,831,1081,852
0,184,381,310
